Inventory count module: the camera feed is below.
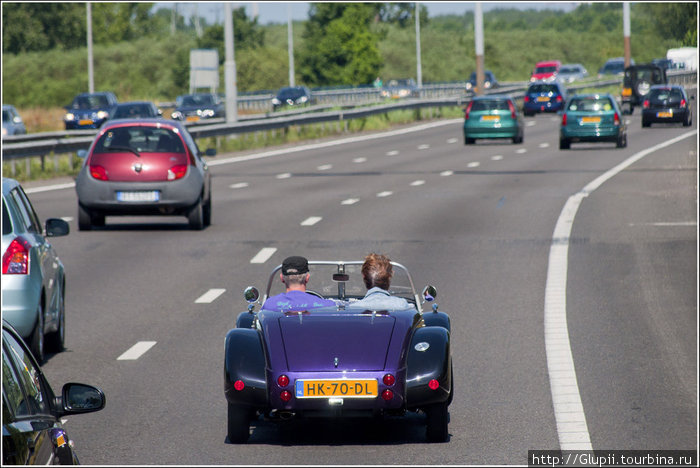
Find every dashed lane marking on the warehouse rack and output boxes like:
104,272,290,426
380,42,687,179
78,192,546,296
418,144,430,150
301,216,322,226
491,155,503,161
467,162,480,168
353,157,367,163
341,198,360,205
317,164,333,171
250,247,277,264
410,180,425,186
539,143,550,148
230,182,249,189
386,150,399,156
447,138,458,144
440,170,454,177
376,191,393,198
276,173,292,179
516,148,527,154
195,289,226,303
117,341,157,361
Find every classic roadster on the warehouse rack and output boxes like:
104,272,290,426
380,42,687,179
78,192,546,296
224,261,453,443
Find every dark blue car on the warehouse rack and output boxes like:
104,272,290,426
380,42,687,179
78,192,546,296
63,92,118,130
523,81,567,116
225,260,453,444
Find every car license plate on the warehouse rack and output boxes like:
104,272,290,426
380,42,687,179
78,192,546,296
657,111,673,118
480,115,500,122
581,116,601,123
295,379,378,398
186,115,200,122
537,96,550,102
79,119,94,126
116,191,160,202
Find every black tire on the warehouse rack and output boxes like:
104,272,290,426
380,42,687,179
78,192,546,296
188,199,204,230
559,138,570,150
78,205,92,231
464,137,475,145
425,402,449,443
203,193,212,227
616,132,627,148
512,133,523,144
642,118,651,128
227,403,251,443
45,282,65,353
30,304,45,365
683,112,692,127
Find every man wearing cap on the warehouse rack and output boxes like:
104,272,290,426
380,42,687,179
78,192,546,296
261,256,336,311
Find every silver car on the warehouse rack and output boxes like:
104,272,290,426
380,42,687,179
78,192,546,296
2,178,70,364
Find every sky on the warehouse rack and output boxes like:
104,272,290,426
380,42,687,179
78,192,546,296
157,2,581,25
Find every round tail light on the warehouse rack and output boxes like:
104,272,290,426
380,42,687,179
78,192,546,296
428,379,440,390
233,380,245,391
280,390,292,402
382,374,395,386
277,375,289,387
381,389,394,401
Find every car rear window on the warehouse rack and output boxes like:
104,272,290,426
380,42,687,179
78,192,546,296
534,66,558,74
471,99,510,111
648,88,683,104
567,97,614,112
528,84,559,94
94,127,185,154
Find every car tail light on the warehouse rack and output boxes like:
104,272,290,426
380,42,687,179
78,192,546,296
428,379,440,390
556,95,563,103
383,374,395,386
2,237,30,274
643,100,650,109
233,380,245,391
280,390,292,402
507,100,516,119
464,102,473,120
167,164,188,181
681,99,687,107
277,375,289,387
561,113,567,126
381,389,394,401
90,165,108,181
614,112,621,126
524,96,530,103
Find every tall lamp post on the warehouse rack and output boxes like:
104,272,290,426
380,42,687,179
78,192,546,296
87,2,94,93
474,3,484,96
288,4,295,87
415,3,422,92
623,2,631,67
224,2,238,123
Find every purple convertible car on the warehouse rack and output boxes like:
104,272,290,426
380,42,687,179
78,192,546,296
224,260,453,443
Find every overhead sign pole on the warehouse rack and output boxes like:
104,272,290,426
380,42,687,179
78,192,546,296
474,3,484,95
623,2,631,68
224,2,238,123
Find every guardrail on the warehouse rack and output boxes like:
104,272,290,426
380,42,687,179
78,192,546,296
2,71,695,168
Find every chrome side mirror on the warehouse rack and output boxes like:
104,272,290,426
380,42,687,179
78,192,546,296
422,285,437,302
244,286,259,303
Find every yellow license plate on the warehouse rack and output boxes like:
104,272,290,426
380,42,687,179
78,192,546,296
79,119,94,126
622,88,632,97
657,111,673,118
186,115,200,122
295,379,378,398
480,115,500,122
537,96,550,102
581,116,601,123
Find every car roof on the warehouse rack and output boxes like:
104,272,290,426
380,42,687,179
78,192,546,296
569,93,615,100
472,95,512,101
115,101,154,106
100,118,184,130
2,177,21,196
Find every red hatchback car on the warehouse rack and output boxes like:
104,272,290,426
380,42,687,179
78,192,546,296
75,119,215,230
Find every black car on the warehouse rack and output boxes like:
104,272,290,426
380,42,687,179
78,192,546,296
641,85,694,128
109,101,162,120
271,86,313,111
465,70,498,92
171,93,225,122
2,320,106,465
63,92,118,130
621,64,667,114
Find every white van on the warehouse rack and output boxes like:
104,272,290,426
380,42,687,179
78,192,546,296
666,47,698,71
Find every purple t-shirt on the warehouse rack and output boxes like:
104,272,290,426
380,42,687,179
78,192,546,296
262,290,336,311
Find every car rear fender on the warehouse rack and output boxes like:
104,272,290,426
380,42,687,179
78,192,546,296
235,311,255,329
405,326,451,407
224,328,268,407
421,311,450,332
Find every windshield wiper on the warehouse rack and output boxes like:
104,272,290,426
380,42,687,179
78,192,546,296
107,145,141,157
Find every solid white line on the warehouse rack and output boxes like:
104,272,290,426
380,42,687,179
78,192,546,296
250,247,277,264
117,341,157,361
629,221,696,226
195,288,226,303
544,129,697,451
301,216,322,226
23,182,76,194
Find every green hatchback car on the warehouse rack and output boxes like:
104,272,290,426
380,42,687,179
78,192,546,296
463,95,524,144
559,93,627,150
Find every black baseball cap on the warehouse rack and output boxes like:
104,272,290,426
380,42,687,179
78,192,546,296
281,256,309,275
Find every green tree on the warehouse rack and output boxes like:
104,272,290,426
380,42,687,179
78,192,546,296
91,3,155,44
2,3,86,53
197,6,265,63
638,2,697,46
299,3,383,86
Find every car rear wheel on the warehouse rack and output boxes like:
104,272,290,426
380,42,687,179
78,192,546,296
464,137,475,145
559,138,570,150
78,205,93,231
512,133,523,144
683,112,692,127
425,401,449,443
203,194,212,227
30,303,45,365
616,132,627,148
188,199,204,230
227,403,251,443
642,118,651,128
45,282,65,353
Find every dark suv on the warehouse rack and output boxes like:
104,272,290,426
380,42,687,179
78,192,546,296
63,91,118,130
621,64,667,114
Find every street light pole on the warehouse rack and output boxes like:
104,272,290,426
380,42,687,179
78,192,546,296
288,4,295,87
224,3,238,123
415,3,422,91
474,2,484,96
87,2,94,93
623,2,631,68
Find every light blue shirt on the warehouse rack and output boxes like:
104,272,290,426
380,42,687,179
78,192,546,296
349,287,413,311
262,290,335,311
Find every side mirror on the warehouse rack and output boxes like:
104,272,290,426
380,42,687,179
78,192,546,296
61,383,106,414
244,286,260,303
422,285,437,302
45,218,70,237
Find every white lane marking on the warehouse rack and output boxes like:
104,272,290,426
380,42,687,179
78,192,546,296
539,142,550,148
440,170,454,177
341,198,360,205
418,144,430,150
410,180,425,186
544,129,697,451
24,182,76,194
386,150,399,156
301,216,322,226
516,148,527,154
629,221,696,226
526,121,536,127
117,341,157,361
447,138,458,144
250,247,277,264
195,288,226,303
353,157,367,163
467,161,480,168
376,191,393,198
491,155,503,161
276,173,292,179
317,164,333,171
230,182,249,189
61,217,74,222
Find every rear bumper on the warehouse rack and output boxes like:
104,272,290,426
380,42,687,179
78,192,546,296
524,101,564,113
464,121,520,139
75,169,205,216
560,126,621,142
642,108,689,123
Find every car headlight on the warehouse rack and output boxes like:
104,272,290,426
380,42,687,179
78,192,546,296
97,110,109,120
171,111,183,120
466,83,473,90
272,98,281,105
399,89,409,97
298,96,308,103
201,109,215,118
381,91,389,97
64,113,75,121
484,82,492,89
